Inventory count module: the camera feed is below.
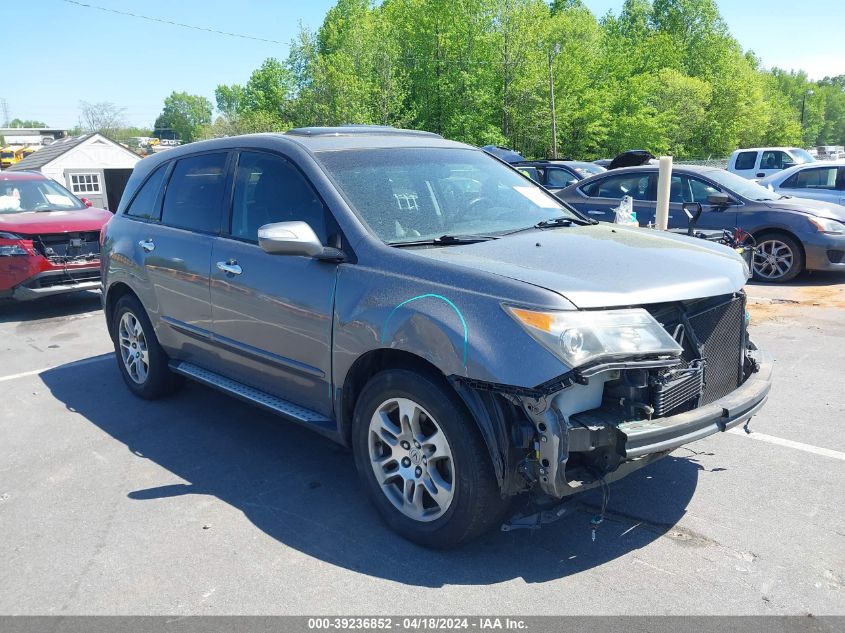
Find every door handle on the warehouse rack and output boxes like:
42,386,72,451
216,260,242,276
756,172,765,178
139,239,155,252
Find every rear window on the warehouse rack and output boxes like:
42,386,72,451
734,151,757,170
125,165,167,221
582,173,652,201
161,153,228,233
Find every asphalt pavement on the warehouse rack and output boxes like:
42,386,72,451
0,276,843,615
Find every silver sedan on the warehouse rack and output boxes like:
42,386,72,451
759,161,845,207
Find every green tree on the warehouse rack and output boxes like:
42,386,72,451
156,92,213,143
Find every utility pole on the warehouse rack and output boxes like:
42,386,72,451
800,88,814,132
548,44,560,159
0,99,9,127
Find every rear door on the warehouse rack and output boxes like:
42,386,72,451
135,151,230,362
731,150,759,180
209,150,340,416
572,171,656,224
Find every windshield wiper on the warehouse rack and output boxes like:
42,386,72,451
388,234,498,248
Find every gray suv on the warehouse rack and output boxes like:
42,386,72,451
101,127,772,548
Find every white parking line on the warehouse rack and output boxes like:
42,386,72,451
0,354,113,383
728,427,845,462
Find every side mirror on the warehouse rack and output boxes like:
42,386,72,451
258,221,345,261
80,197,93,207
706,192,732,207
682,202,703,236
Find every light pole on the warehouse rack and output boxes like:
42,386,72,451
548,43,561,159
800,88,814,129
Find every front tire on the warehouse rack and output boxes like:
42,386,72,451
111,294,183,399
352,369,509,548
753,233,804,282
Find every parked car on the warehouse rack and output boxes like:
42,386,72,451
817,145,844,161
727,147,815,180
556,164,845,282
101,127,771,547
0,171,110,301
512,160,606,194
758,161,845,207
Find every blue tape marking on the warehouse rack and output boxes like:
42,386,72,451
381,293,468,366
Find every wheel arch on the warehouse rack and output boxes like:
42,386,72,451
338,348,518,493
103,281,140,338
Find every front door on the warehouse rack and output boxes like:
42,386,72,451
666,174,738,232
209,150,339,416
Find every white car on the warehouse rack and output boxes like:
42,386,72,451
758,161,845,207
727,147,816,180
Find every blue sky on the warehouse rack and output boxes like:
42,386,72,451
4,0,844,129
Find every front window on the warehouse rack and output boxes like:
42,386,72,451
705,169,779,201
0,178,86,214
316,148,579,244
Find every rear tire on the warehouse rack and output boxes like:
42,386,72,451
111,294,183,399
753,232,804,283
352,369,509,548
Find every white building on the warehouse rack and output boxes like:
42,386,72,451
7,133,140,210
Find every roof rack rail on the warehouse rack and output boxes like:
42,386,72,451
286,125,442,138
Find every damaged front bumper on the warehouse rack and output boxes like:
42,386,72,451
524,351,772,498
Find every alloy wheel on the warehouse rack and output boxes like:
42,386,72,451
118,311,149,384
367,397,455,522
753,239,794,281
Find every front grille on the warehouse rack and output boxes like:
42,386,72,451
689,296,745,404
28,232,100,262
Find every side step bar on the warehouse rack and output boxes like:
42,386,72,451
170,361,335,433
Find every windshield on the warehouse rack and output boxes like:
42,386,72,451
0,178,86,213
790,148,815,164
705,169,781,201
317,148,580,244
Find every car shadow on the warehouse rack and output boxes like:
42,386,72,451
40,356,703,587
0,291,101,323
748,270,845,288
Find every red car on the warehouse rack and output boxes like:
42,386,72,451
0,171,111,301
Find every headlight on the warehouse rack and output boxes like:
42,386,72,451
505,306,683,368
0,233,28,257
0,244,28,256
808,217,845,234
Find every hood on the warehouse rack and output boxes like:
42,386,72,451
411,224,747,309
763,196,845,221
0,207,112,235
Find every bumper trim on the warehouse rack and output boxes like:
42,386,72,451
11,279,101,301
619,352,773,458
